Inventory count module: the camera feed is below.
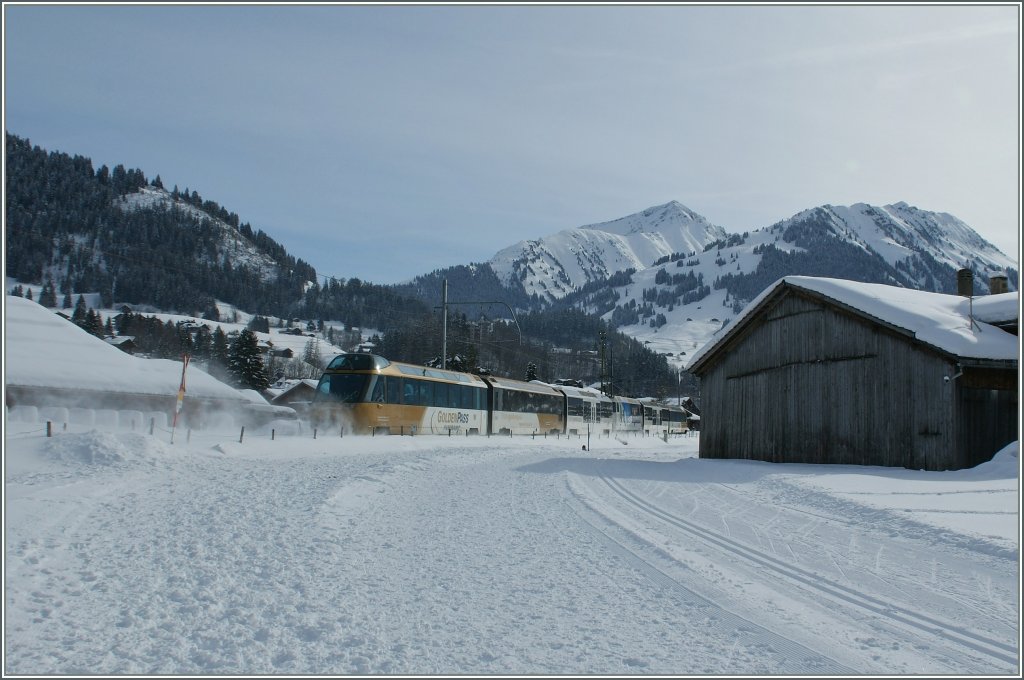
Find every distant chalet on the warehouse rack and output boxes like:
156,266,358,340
687,276,1018,471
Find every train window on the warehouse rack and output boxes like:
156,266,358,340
567,397,583,417
417,380,434,406
434,382,449,408
316,374,368,403
368,376,385,403
468,387,482,410
325,354,388,371
403,380,416,405
385,376,403,405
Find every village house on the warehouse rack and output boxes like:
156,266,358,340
267,379,319,418
687,274,1018,471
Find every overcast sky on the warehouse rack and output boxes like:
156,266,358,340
4,3,1020,284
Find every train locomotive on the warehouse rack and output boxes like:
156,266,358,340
311,353,691,438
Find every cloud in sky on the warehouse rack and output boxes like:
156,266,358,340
3,3,1019,284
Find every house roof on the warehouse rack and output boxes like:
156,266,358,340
265,378,319,400
687,276,1020,374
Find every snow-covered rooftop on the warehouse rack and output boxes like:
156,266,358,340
5,295,255,402
688,277,1020,371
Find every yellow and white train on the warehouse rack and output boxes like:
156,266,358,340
311,353,692,437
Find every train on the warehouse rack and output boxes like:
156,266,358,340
310,353,694,438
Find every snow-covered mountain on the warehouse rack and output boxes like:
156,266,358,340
489,201,727,300
484,200,1018,372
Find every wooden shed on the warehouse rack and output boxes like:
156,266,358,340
687,277,1018,471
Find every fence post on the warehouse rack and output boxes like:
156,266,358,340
46,421,52,437
239,426,245,444
149,418,154,435
272,429,276,441
313,428,318,440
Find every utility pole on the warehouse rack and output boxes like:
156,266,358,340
437,278,521,372
598,330,607,396
441,279,448,370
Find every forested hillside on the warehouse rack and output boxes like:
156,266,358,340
5,133,314,317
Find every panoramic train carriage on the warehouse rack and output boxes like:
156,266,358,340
663,404,689,435
484,375,565,436
311,354,489,435
614,395,644,435
642,402,665,437
555,383,610,436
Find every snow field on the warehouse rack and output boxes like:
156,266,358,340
3,420,1019,675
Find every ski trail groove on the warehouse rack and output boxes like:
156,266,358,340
562,478,857,675
599,474,1018,669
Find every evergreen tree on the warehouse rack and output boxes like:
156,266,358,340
228,328,269,390
25,288,32,301
302,338,322,368
72,295,87,326
115,306,134,334
193,325,212,360
62,290,72,309
209,326,230,380
525,362,538,382
248,315,270,333
39,279,58,308
85,309,104,337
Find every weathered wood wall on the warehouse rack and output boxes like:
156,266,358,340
956,387,1018,469
698,291,967,470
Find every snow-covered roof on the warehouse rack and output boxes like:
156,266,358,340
687,277,1020,372
971,293,1019,325
4,295,253,402
271,379,319,400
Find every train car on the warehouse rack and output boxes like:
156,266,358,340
637,400,690,437
613,395,645,435
311,353,489,435
484,375,565,436
554,383,615,436
642,403,660,436
662,404,689,435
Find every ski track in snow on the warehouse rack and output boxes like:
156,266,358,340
4,433,1019,675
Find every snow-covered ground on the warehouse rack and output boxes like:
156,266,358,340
4,420,1019,675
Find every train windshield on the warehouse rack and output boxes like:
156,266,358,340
315,374,369,403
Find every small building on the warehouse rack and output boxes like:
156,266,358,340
687,276,1018,471
269,379,319,417
104,335,137,355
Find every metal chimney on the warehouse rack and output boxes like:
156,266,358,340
989,272,1008,295
957,268,974,297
